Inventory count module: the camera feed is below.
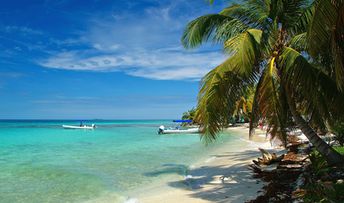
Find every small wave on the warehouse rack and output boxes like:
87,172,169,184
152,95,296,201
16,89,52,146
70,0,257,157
239,137,274,149
204,156,217,163
123,197,140,203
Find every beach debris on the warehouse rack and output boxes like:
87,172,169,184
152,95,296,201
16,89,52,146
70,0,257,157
208,175,237,184
184,174,193,180
250,163,280,174
219,175,238,184
251,148,284,167
247,137,313,203
183,175,203,189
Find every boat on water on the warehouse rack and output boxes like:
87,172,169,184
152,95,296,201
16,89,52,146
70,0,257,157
62,124,96,130
158,126,200,134
158,120,200,134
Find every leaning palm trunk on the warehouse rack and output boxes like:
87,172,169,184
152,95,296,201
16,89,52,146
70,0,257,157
286,86,344,166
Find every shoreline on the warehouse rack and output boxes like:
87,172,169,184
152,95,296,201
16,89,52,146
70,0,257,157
134,125,273,203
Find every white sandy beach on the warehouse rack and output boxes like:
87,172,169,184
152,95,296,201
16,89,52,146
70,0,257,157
135,126,273,203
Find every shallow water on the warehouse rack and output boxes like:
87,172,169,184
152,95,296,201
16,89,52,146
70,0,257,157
0,120,236,203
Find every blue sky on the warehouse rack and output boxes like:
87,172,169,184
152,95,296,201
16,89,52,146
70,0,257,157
0,0,228,119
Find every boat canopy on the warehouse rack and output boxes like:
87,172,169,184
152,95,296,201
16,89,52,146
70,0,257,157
172,120,192,123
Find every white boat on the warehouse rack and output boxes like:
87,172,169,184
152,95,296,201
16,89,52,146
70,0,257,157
158,125,199,134
162,128,200,134
62,124,96,130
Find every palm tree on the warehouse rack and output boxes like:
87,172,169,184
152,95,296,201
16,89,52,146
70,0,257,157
182,0,344,165
182,108,196,121
233,86,254,122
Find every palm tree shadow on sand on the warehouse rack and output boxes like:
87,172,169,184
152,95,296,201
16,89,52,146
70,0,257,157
144,149,266,203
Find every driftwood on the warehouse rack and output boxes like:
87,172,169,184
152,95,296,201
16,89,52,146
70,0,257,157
248,137,314,203
250,148,285,174
257,148,284,165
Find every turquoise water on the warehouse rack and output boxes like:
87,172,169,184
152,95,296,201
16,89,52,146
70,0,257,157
0,120,235,203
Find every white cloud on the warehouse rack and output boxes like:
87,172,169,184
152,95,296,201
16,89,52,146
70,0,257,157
128,66,207,80
38,48,226,80
36,0,227,81
3,26,43,35
145,6,171,21
93,43,120,51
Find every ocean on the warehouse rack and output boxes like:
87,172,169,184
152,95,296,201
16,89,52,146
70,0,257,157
0,120,238,202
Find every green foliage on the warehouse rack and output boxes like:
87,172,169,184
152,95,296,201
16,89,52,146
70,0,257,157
233,86,255,121
289,32,307,51
181,108,196,122
193,29,261,140
182,0,344,166
309,150,330,177
309,147,344,175
331,121,344,146
182,14,242,48
307,0,344,90
304,181,344,203
179,1,289,142
305,147,344,202
182,0,344,154
334,146,344,155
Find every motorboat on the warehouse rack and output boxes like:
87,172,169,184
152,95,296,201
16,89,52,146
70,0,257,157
62,124,96,130
158,126,200,134
158,120,200,134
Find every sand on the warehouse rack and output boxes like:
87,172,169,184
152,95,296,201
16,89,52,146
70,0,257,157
135,125,274,203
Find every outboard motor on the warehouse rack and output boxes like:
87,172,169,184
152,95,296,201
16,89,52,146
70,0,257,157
158,125,165,134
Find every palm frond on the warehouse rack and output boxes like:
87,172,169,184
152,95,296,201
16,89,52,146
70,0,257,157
333,3,344,90
279,46,344,126
182,14,238,48
249,67,265,137
233,87,254,117
279,47,326,116
277,0,313,29
219,1,270,28
214,18,249,43
254,57,289,145
289,32,307,51
224,29,262,77
307,0,344,90
196,29,262,143
307,0,337,55
196,67,257,143
219,4,241,16
289,0,315,34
